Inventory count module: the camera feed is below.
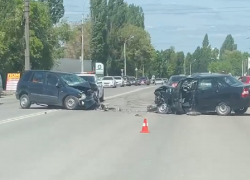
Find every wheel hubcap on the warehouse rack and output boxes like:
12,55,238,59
67,99,75,107
21,97,27,106
159,104,167,113
219,103,228,113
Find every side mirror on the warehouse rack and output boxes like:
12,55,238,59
56,82,61,87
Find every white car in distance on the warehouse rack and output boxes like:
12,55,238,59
154,78,164,85
102,76,117,88
75,73,104,102
114,76,124,87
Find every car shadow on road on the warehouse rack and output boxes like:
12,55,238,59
202,112,250,116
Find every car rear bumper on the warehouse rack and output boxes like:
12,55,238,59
232,97,250,109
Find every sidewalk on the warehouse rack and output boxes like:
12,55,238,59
1,90,15,96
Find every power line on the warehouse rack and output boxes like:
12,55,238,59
65,7,250,15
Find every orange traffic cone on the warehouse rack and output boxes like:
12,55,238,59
140,119,150,133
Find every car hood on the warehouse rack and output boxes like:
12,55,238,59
69,81,97,92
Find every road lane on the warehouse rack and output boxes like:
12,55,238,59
1,86,250,179
0,85,155,121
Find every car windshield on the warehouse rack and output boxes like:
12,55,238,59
169,76,186,82
78,76,95,83
103,77,113,80
58,73,85,85
114,76,121,80
220,76,243,86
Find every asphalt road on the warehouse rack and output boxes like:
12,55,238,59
1,85,250,180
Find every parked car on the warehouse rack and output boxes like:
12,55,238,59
102,76,116,88
167,75,187,87
114,76,125,87
129,76,137,85
154,78,164,85
240,75,250,84
123,76,131,86
75,72,104,102
139,76,150,85
16,70,98,110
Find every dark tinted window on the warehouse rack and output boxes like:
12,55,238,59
198,78,213,90
219,76,243,86
21,71,32,82
46,74,58,86
31,72,45,84
103,77,113,80
169,76,186,82
78,76,95,83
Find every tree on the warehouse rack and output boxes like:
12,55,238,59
117,24,154,76
38,0,65,24
202,34,209,48
220,34,237,57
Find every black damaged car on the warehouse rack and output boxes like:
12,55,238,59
154,73,250,115
16,70,98,110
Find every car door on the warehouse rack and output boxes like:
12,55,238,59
196,78,218,111
172,80,184,112
42,73,60,105
28,71,46,103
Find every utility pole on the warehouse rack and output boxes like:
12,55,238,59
184,59,186,75
123,42,126,76
81,14,84,72
24,0,30,70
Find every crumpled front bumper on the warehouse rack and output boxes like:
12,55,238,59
78,94,97,109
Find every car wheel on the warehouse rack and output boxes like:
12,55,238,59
20,94,31,109
100,91,104,102
234,107,248,115
64,96,78,110
215,102,231,116
157,103,169,114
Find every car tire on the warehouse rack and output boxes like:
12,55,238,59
100,91,104,102
64,96,78,110
20,94,31,109
234,107,248,115
215,102,231,116
157,103,169,114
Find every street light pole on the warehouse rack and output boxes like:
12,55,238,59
123,36,134,76
123,42,126,76
81,13,84,72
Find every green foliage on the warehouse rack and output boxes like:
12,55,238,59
0,0,65,75
38,0,65,24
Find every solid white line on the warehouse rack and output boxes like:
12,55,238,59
0,110,58,125
0,86,155,125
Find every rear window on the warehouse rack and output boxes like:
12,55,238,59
114,76,121,80
103,77,113,80
219,76,243,86
169,76,186,82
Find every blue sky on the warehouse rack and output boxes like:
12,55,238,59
64,0,250,54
